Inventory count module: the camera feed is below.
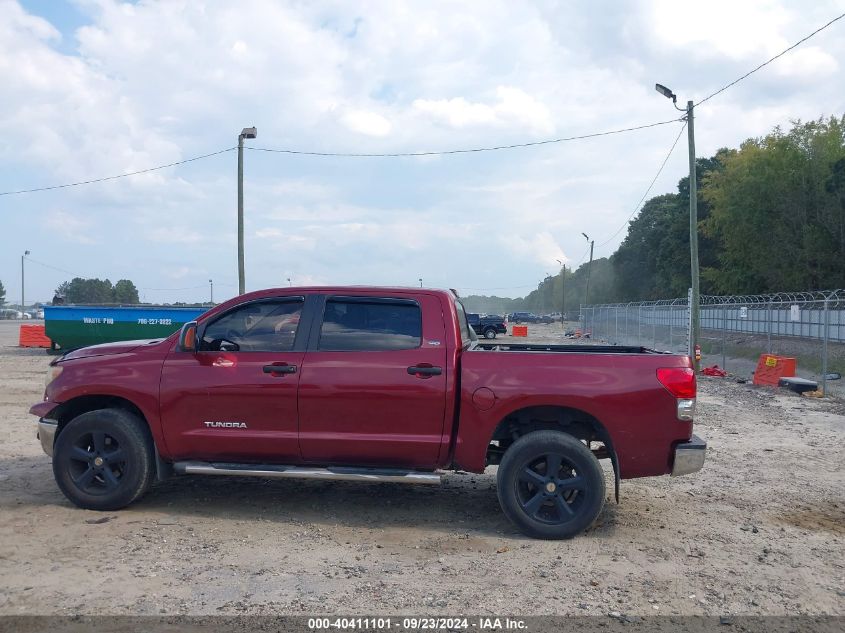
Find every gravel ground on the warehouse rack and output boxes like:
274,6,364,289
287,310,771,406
0,321,843,616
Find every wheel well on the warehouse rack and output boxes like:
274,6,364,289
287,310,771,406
52,395,148,438
50,395,170,481
486,405,620,501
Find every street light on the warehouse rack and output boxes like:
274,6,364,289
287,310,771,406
209,279,213,305
656,82,700,370
21,250,30,318
287,277,292,287
419,278,423,288
581,233,594,307
237,126,257,295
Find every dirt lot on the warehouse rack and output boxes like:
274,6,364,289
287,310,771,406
0,321,843,616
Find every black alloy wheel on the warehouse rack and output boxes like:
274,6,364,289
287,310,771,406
497,430,605,539
53,409,155,511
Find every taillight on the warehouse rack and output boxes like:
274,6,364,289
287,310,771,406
657,367,696,421
657,367,696,399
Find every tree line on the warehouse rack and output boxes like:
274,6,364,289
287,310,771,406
55,278,140,304
464,116,845,314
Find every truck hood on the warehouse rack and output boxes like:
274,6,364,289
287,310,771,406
59,339,164,362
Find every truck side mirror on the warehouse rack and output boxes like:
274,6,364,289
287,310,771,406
179,321,198,352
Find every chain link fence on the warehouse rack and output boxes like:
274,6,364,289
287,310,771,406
580,289,845,397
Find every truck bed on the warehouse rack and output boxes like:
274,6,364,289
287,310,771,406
473,342,663,354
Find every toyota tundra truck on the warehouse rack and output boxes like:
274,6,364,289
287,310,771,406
31,287,705,539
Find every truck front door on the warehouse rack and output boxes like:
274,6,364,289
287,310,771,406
297,294,448,469
160,296,309,461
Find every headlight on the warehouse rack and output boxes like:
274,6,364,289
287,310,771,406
45,365,63,388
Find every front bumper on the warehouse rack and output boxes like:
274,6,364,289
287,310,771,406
671,434,706,476
37,419,58,457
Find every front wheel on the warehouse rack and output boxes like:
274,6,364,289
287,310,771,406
53,409,155,511
496,430,605,539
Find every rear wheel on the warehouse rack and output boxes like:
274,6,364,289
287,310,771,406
484,328,497,339
53,409,155,511
497,430,605,539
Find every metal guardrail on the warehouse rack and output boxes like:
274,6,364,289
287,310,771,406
580,290,845,396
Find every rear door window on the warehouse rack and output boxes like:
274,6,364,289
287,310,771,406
319,298,421,351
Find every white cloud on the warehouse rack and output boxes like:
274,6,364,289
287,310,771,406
42,210,96,244
502,232,569,268
413,86,554,133
340,109,392,137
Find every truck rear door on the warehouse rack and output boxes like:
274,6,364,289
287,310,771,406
297,294,448,469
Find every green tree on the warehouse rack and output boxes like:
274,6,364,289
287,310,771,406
55,278,142,304
0,279,5,305
113,279,140,304
611,152,726,301
702,116,845,293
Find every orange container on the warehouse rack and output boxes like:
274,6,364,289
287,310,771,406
752,354,797,387
512,325,528,337
19,324,52,348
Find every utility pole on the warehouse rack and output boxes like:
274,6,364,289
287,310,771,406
209,279,213,305
21,250,29,317
237,127,257,295
686,100,700,371
581,233,594,307
556,259,565,329
656,84,700,370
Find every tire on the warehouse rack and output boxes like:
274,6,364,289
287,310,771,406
52,408,155,511
496,430,605,539
484,328,497,339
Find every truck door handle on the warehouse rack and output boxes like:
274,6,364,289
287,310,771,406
407,365,442,377
263,364,297,375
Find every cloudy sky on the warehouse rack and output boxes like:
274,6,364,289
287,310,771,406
2,0,844,305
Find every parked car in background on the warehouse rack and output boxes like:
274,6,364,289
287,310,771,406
0,309,23,320
539,314,555,324
466,313,507,339
508,311,541,324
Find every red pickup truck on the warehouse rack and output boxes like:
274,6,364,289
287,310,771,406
31,287,705,539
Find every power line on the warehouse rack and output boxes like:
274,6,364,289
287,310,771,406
0,147,236,197
245,119,682,158
696,12,845,107
595,122,688,250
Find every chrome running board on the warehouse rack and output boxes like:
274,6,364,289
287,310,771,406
173,461,442,485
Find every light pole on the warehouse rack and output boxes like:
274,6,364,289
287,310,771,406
545,273,552,315
581,233,594,307
656,83,699,370
287,277,292,287
556,258,565,329
237,126,257,295
21,250,30,317
209,279,213,305
419,278,423,288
